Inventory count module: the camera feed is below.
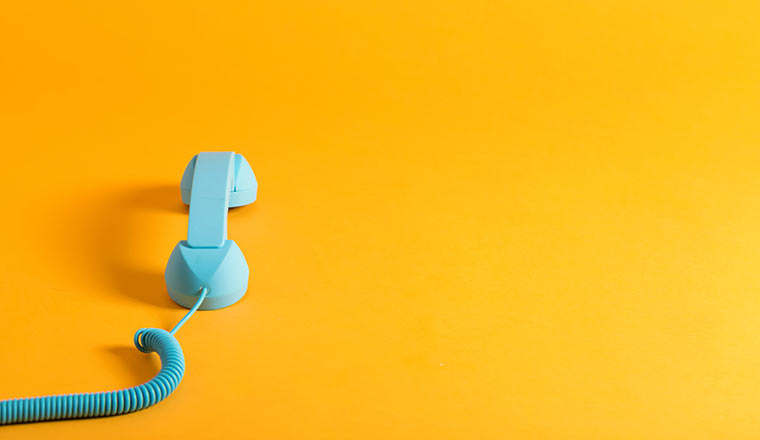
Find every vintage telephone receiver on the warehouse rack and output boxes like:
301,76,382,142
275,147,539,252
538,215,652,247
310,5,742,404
0,152,257,425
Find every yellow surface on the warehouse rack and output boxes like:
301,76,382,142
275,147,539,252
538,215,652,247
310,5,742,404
1,1,760,438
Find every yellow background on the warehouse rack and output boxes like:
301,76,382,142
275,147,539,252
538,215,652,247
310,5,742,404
1,1,760,438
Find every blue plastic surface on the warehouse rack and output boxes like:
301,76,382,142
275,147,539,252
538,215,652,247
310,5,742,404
180,153,258,208
0,328,184,425
166,152,257,310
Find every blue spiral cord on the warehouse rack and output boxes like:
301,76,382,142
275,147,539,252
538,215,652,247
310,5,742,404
0,288,209,425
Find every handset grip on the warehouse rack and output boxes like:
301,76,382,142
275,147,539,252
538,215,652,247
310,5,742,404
187,152,235,248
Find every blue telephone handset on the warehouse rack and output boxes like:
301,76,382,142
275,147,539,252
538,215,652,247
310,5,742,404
0,152,257,425
166,152,257,310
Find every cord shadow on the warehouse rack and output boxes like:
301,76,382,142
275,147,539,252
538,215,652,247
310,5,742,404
103,346,161,385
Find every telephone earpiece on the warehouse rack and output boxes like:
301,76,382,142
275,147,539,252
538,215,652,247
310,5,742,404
165,152,258,310
180,152,258,208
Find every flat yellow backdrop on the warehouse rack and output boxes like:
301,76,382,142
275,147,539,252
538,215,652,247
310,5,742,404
1,1,760,438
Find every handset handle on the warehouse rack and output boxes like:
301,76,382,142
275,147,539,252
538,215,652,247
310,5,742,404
187,152,235,248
